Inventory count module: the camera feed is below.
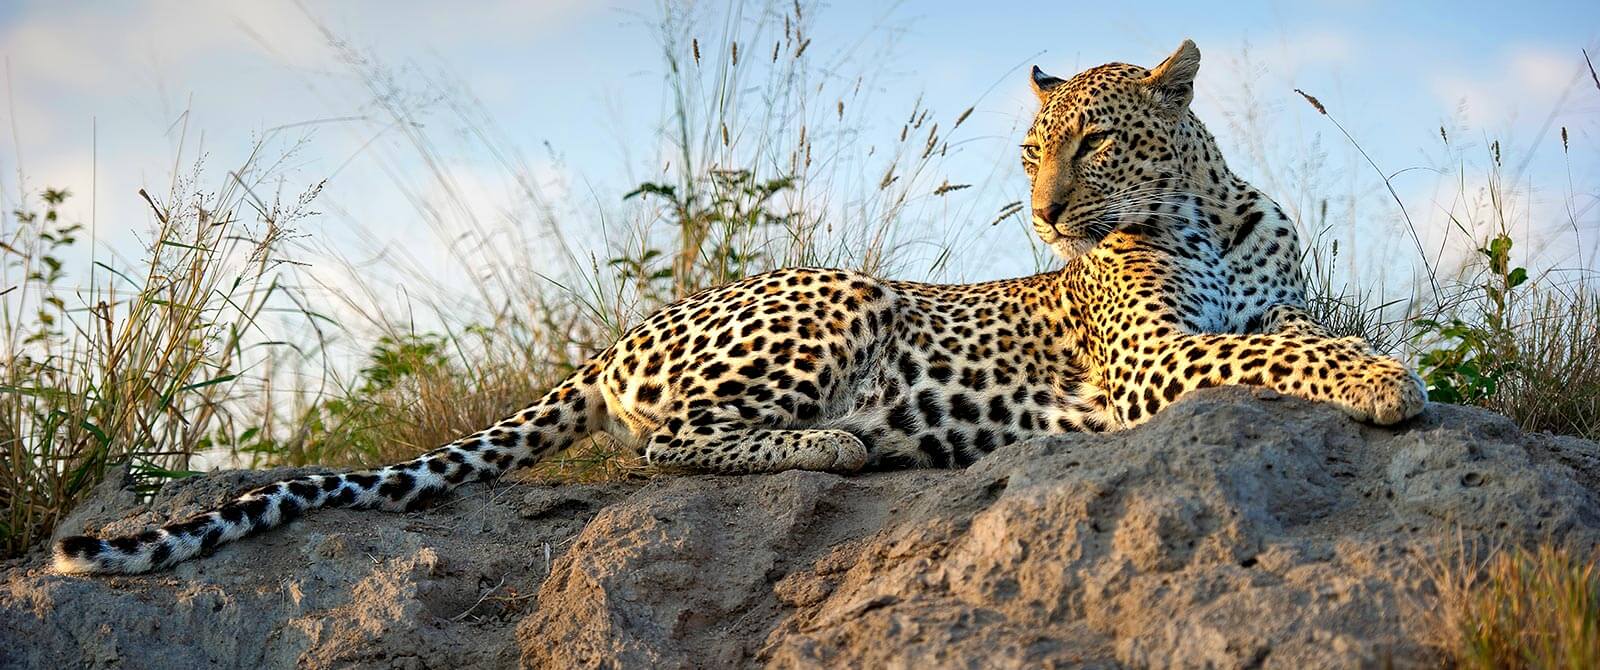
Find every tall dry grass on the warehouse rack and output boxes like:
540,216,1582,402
1426,538,1600,669
1483,291,1600,438
1,148,321,557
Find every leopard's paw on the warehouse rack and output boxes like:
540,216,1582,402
1337,358,1427,425
790,430,869,472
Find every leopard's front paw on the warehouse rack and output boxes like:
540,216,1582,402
1337,358,1427,425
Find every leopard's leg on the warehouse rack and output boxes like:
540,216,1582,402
54,358,612,575
1113,332,1425,427
642,408,868,474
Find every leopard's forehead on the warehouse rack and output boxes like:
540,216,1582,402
1032,62,1150,137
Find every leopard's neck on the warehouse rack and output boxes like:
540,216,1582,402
1171,113,1291,253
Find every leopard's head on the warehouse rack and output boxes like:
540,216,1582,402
1023,40,1205,260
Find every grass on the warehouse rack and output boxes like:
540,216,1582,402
1,0,1597,565
1,153,320,557
1482,291,1600,438
1288,65,1599,440
1426,539,1600,668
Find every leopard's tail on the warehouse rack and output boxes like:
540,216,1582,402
52,360,608,575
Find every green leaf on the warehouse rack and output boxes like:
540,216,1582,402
158,239,211,251
1485,235,1513,274
177,374,239,393
93,261,140,287
129,460,203,482
624,182,677,201
78,420,110,446
0,384,72,400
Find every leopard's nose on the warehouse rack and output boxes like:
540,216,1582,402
1035,201,1066,226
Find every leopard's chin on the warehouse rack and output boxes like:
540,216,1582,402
1048,236,1101,263
1033,218,1104,263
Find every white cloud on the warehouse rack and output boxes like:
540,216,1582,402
1429,43,1586,130
0,0,601,242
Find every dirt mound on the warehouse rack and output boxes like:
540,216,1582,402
4,388,1598,669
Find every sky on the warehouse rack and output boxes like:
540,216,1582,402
2,0,1597,345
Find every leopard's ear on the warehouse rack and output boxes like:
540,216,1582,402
1143,39,1200,115
1031,65,1065,103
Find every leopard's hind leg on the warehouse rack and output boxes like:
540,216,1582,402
641,407,868,474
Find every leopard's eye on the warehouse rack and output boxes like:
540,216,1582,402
1074,131,1113,160
1019,143,1041,163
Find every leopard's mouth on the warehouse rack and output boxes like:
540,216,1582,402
1033,212,1112,245
1032,191,1119,243
1032,215,1107,262
1031,215,1063,242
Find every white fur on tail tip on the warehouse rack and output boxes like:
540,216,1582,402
53,522,239,575
52,535,163,575
51,537,109,574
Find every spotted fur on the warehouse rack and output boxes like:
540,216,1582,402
53,40,1424,575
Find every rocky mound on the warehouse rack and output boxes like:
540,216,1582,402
4,388,1599,669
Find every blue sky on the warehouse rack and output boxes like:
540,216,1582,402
1,0,1596,325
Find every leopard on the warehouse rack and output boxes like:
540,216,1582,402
53,39,1426,575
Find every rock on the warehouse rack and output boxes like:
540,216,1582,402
2,388,1597,669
